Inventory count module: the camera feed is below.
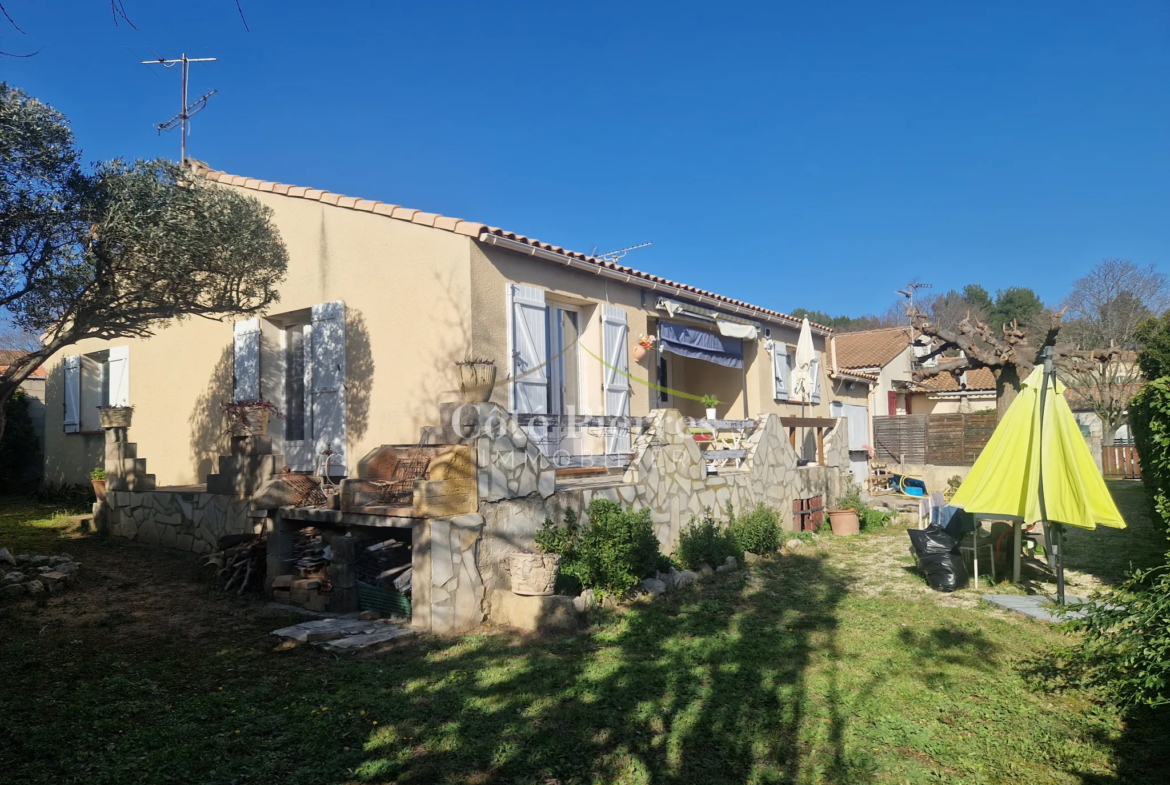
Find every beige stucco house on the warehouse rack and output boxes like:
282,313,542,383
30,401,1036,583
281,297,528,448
44,161,852,489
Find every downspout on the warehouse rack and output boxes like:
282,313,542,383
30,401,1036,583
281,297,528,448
741,339,749,419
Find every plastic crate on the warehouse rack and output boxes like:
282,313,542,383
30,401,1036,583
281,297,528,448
357,581,411,619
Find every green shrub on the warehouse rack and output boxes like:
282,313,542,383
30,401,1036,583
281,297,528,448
534,501,663,597
677,508,741,570
728,503,780,554
835,485,894,531
0,389,39,492
1075,379,1170,707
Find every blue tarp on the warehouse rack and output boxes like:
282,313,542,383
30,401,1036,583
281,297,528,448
659,321,744,369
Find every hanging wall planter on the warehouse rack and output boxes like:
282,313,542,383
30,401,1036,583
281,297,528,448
457,359,497,403
632,335,656,363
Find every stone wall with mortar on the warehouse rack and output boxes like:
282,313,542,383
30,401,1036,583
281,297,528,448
410,513,487,635
476,408,853,597
101,490,257,554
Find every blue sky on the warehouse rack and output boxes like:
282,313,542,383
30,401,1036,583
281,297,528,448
3,0,1168,317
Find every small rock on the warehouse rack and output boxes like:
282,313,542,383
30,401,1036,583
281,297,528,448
15,554,30,563
724,556,737,567
48,556,70,567
675,570,698,588
358,610,380,621
38,571,67,585
57,553,73,562
699,563,714,578
37,566,53,574
641,578,667,597
744,552,762,565
716,563,732,573
785,539,804,550
22,581,44,595
55,562,80,575
0,547,14,566
572,588,597,613
3,571,24,584
2,583,24,598
27,555,48,566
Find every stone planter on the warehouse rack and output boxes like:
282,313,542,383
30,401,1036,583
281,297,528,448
827,509,860,537
509,552,560,596
458,363,497,403
229,406,270,437
98,407,133,429
91,479,107,502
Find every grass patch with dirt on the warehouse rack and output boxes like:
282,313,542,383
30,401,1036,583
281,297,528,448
1,484,1167,784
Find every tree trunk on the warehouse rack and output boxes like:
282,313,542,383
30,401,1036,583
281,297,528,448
1101,422,1117,447
995,365,1022,422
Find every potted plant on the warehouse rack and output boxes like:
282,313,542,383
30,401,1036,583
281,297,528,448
701,394,719,420
222,399,283,436
632,334,656,362
97,404,134,429
90,466,107,502
456,357,497,403
827,487,865,537
509,551,561,596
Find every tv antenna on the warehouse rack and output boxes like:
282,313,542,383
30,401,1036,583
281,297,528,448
896,281,932,342
141,53,218,163
593,242,653,264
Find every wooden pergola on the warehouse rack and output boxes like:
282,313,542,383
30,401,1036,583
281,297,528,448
779,416,839,465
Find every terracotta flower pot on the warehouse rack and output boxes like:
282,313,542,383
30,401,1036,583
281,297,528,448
632,344,648,362
827,509,860,536
458,363,497,403
230,406,270,437
98,407,133,429
91,479,107,502
509,552,561,596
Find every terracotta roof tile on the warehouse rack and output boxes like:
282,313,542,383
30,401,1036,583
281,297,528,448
920,366,997,393
352,199,379,212
188,160,832,334
834,327,911,370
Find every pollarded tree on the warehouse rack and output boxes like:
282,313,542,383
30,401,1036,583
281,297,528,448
0,83,288,440
1060,260,1168,445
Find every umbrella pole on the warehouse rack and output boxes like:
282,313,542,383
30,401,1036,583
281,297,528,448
1037,346,1065,606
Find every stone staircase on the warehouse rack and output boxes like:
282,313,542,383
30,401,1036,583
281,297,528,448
105,428,156,492
205,435,286,497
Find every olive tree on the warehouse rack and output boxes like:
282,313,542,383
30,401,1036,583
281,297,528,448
0,83,288,440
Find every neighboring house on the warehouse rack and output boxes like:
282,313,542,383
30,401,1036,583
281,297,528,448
909,367,997,414
43,161,846,488
832,326,915,417
0,349,47,486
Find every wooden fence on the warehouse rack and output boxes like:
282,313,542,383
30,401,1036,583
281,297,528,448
873,413,997,466
1102,445,1141,480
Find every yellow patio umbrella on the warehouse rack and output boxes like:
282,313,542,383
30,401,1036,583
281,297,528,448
951,352,1124,603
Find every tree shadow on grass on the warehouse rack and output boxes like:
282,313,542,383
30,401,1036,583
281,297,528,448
342,552,852,784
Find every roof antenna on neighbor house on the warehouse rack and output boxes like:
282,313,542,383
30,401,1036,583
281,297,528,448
896,280,932,345
141,53,219,164
595,242,653,264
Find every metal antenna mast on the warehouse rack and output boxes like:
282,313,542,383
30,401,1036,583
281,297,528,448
896,281,932,344
595,242,653,264
141,53,218,162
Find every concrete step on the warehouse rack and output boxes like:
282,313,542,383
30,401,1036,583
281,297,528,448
122,458,148,477
207,471,280,498
105,442,137,464
217,454,285,479
231,435,276,457
126,474,156,492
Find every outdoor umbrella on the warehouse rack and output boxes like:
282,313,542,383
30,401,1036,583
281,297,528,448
790,318,816,458
951,350,1125,603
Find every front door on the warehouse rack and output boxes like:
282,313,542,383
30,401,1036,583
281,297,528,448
549,307,583,462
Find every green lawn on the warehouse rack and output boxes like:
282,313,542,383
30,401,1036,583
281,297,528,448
1,485,1167,784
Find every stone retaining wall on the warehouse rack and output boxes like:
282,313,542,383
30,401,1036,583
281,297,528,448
477,409,852,596
101,490,256,554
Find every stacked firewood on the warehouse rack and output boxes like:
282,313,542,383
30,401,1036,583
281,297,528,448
208,533,267,595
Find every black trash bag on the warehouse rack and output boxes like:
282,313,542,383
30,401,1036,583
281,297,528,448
917,551,969,592
907,525,957,558
907,526,969,592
